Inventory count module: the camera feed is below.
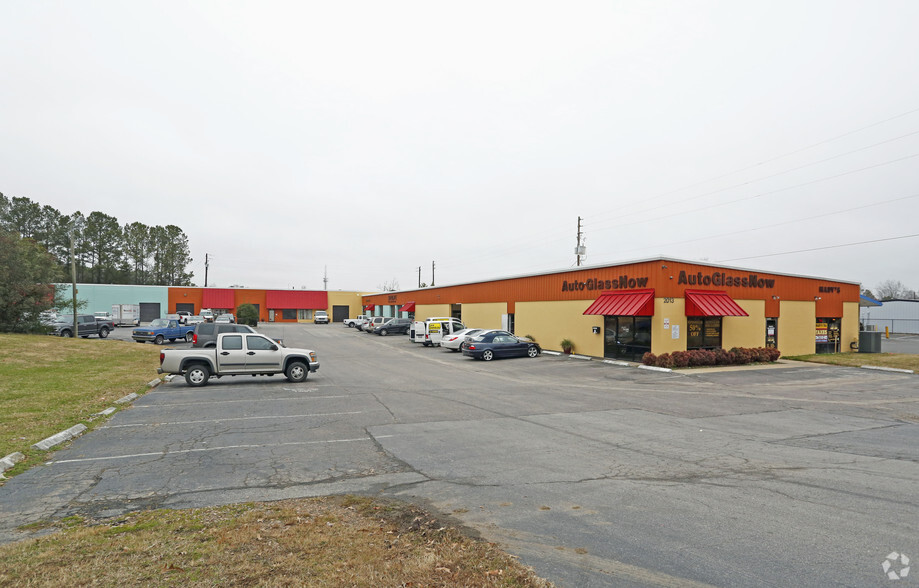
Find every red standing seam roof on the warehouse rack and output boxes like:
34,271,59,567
266,290,328,309
583,289,655,316
684,290,748,317
400,302,416,312
202,289,236,308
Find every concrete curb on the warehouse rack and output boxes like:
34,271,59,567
637,364,674,373
860,365,915,374
0,452,25,476
32,424,88,451
115,392,139,404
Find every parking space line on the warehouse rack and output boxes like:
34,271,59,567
136,395,352,408
51,435,395,465
102,411,367,429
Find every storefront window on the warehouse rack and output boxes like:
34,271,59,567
687,317,722,350
604,316,651,361
281,309,296,320
297,309,313,320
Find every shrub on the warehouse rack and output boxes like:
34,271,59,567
237,303,259,327
655,353,674,368
642,352,657,365
671,351,690,368
560,338,573,353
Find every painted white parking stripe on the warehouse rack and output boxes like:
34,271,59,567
52,435,394,465
102,411,366,429
137,395,351,408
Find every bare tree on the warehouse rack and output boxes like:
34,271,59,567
378,278,400,292
875,279,909,300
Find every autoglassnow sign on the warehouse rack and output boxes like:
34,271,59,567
678,270,775,289
562,276,649,292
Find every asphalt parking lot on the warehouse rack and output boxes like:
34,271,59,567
4,324,918,587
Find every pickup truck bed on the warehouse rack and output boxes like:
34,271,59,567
158,332,319,386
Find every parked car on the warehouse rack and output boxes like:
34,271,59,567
49,314,113,338
343,315,369,328
462,331,540,361
373,317,412,336
357,317,374,331
192,321,257,348
215,313,235,323
363,316,391,333
158,332,319,387
441,328,485,351
132,318,196,344
314,310,330,324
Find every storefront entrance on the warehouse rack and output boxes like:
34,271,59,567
816,318,841,353
604,316,651,361
766,318,778,348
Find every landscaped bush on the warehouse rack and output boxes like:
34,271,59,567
642,347,780,368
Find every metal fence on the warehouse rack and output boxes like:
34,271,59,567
861,318,919,335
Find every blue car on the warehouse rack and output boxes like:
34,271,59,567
461,330,540,361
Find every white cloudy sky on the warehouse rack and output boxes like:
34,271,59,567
2,1,918,293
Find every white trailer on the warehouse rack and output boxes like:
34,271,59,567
111,304,141,326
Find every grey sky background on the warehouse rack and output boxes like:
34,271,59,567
2,1,918,293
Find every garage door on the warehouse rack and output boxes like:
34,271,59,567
175,303,195,314
139,302,161,323
332,305,350,323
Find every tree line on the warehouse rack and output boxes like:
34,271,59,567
0,192,193,286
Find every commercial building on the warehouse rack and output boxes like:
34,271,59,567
361,257,861,358
861,299,919,334
55,284,368,324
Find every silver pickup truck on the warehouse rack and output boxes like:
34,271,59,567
157,332,319,387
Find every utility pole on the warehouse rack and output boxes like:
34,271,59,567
323,266,328,290
69,232,78,335
431,261,435,287
205,253,209,287
576,216,584,266
418,266,422,288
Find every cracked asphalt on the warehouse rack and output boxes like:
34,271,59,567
2,323,917,587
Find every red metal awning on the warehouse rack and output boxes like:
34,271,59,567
363,304,375,311
202,288,236,308
400,301,415,312
266,290,328,309
684,290,749,317
583,289,655,316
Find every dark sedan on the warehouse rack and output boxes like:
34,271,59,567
461,331,540,361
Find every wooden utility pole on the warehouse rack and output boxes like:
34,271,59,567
576,216,583,266
70,232,78,334
431,261,435,287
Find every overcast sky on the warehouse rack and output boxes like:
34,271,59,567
2,1,918,294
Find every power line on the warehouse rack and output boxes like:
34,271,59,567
717,233,919,263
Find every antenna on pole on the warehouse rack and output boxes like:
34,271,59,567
575,217,586,266
323,266,328,290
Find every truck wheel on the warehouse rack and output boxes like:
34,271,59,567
154,335,164,345
285,361,308,383
185,364,210,387
98,327,109,338
185,332,193,343
61,330,73,338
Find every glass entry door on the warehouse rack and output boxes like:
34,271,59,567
604,316,652,361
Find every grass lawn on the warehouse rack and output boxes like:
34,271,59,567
0,496,551,587
0,333,162,476
785,352,919,372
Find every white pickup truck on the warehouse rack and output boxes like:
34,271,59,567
157,332,319,387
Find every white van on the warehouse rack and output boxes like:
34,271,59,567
421,318,466,347
412,317,450,344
